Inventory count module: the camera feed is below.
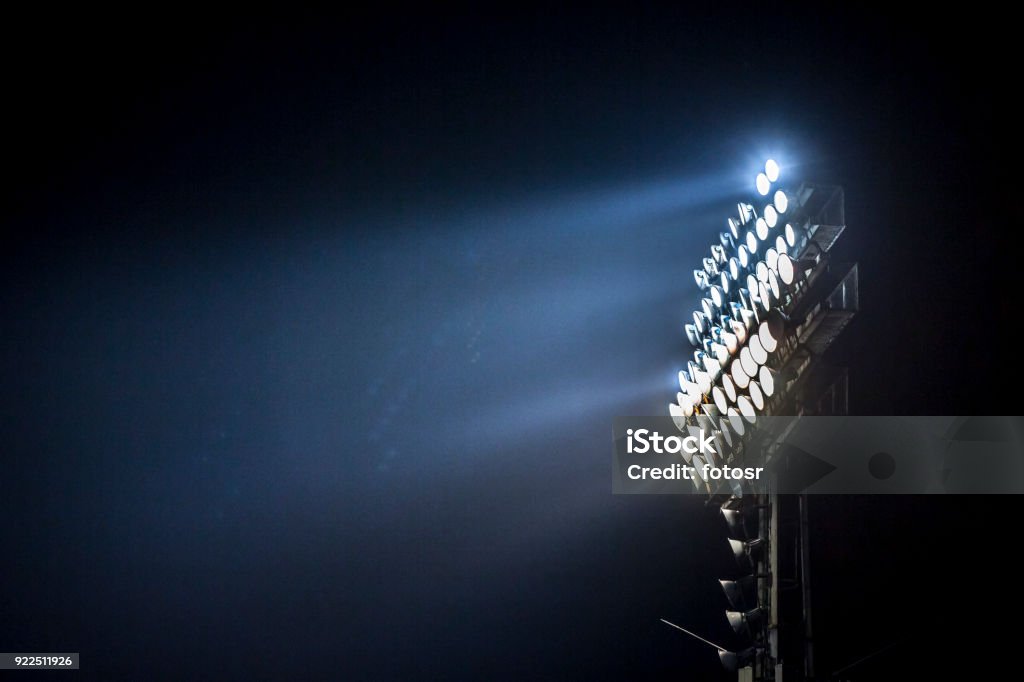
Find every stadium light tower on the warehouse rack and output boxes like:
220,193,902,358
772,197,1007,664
666,159,858,681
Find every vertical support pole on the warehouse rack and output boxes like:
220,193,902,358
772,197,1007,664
798,493,814,678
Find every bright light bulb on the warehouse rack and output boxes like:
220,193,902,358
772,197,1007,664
756,173,770,196
765,159,780,182
764,204,778,228
755,217,769,240
774,189,788,213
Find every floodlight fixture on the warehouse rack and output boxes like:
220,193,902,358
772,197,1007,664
693,367,712,395
737,203,755,225
763,204,778,228
713,326,739,354
719,231,736,251
685,323,702,347
749,334,768,365
774,189,788,213
728,317,747,345
728,257,740,280
738,244,750,268
745,230,758,254
731,358,751,389
738,287,755,313
764,159,780,182
727,217,741,240
740,347,758,378
721,507,755,539
726,407,745,436
758,366,776,396
720,647,757,673
710,285,726,308
693,310,710,334
755,216,769,240
728,537,764,566
757,281,772,312
768,268,781,300
756,172,770,196
757,310,789,352
782,222,798,248
775,235,788,255
719,576,756,611
710,244,727,265
694,269,710,290
755,322,775,354
726,608,765,637
723,373,738,403
679,371,701,399
713,385,729,414
701,298,715,320
708,342,729,366
755,260,769,284
737,395,757,423
749,380,765,410
669,402,687,431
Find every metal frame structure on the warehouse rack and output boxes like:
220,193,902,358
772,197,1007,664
668,165,858,681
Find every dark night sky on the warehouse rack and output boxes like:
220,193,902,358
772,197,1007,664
1,7,1018,680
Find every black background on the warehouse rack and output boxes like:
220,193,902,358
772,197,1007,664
1,6,1017,680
